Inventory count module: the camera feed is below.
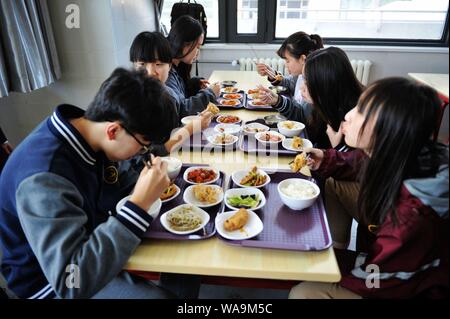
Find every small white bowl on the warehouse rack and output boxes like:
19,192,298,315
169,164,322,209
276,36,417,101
161,157,183,180
214,124,241,135
277,121,305,137
183,184,224,208
116,195,162,219
231,168,271,189
160,204,210,235
181,115,199,126
277,178,320,211
224,187,266,211
282,138,313,152
160,184,181,203
207,133,239,147
255,131,286,145
183,166,220,185
242,123,270,136
215,210,263,240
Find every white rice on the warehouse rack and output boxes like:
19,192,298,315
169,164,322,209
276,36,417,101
281,181,317,199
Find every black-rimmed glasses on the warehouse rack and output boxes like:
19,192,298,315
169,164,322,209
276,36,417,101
122,125,152,168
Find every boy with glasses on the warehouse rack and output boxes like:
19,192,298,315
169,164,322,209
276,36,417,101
0,68,178,299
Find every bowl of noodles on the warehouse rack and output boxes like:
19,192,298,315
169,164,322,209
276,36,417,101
159,204,210,235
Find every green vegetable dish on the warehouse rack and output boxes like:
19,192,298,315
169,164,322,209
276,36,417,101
227,194,260,209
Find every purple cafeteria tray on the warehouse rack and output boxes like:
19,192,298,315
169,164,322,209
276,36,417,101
143,164,225,240
181,119,239,151
238,119,308,156
244,99,276,111
217,169,332,251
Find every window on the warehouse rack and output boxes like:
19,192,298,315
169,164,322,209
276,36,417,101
161,0,449,46
275,0,449,42
160,0,220,38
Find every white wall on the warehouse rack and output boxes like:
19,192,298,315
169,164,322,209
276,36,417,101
0,0,156,145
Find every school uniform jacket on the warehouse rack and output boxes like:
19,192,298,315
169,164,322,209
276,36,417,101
165,67,216,117
318,148,449,298
0,104,154,299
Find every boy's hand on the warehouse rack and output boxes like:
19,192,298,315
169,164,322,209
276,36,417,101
130,156,169,213
209,82,221,98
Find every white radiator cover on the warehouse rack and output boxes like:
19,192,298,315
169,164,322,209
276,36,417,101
237,57,372,86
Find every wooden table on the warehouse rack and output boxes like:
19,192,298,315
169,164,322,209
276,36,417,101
125,71,341,285
408,73,449,143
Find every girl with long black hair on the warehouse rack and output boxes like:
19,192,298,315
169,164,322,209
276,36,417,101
166,15,220,115
262,47,363,150
290,77,449,299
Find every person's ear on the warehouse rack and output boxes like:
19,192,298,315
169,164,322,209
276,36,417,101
106,122,121,141
300,54,307,64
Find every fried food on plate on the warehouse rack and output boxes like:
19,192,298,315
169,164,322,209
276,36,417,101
224,208,249,231
160,184,177,200
206,102,220,115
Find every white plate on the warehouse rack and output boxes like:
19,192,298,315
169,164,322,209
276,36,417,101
183,166,220,185
220,87,240,94
216,115,242,125
160,204,210,235
255,131,286,145
224,187,266,211
231,168,271,189
160,184,181,203
248,99,271,108
180,115,199,126
183,184,224,208
282,138,313,152
222,93,244,100
242,123,270,136
116,195,162,219
214,124,241,135
207,133,239,147
215,210,263,240
217,98,240,107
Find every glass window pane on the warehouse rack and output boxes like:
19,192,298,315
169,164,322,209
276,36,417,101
237,0,258,34
275,0,449,40
161,0,219,38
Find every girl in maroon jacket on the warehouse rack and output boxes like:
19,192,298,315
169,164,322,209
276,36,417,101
290,77,448,299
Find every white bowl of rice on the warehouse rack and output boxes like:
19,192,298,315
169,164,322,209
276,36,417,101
277,178,320,211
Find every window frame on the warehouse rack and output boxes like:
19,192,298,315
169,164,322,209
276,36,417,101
206,0,449,47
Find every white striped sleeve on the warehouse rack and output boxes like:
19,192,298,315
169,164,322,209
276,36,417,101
115,201,153,237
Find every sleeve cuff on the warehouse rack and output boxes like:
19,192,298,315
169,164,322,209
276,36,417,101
115,200,153,238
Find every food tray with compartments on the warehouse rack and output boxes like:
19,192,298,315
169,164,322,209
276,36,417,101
143,164,226,240
217,168,332,251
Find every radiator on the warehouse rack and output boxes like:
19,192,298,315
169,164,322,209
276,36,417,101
236,57,372,85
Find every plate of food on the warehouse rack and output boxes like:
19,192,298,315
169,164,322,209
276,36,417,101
216,115,242,124
183,166,220,185
255,131,285,145
160,184,181,203
222,93,243,100
231,166,271,189
217,99,240,107
242,123,270,136
160,204,210,235
214,124,241,135
221,87,239,94
247,93,264,100
207,133,239,147
183,184,224,208
215,208,263,240
248,99,271,108
282,137,313,152
224,187,266,211
247,88,260,95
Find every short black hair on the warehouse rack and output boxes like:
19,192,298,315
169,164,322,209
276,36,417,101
85,68,177,143
129,31,172,64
